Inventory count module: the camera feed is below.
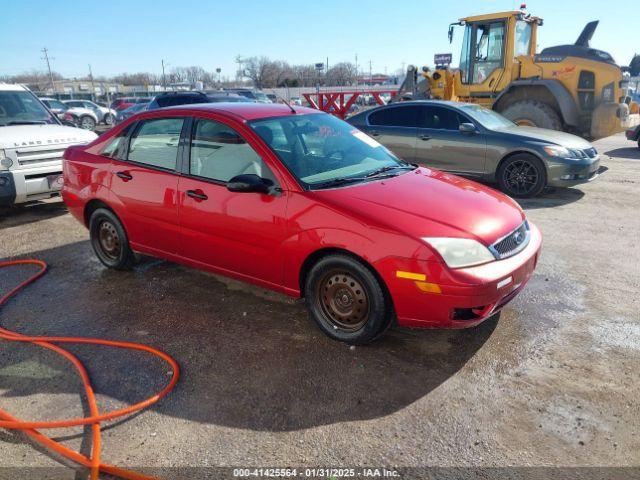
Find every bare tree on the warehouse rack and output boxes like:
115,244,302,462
326,62,357,86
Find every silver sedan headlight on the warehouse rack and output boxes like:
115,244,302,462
422,237,495,269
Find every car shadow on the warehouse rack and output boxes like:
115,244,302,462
0,240,498,433
516,187,585,210
603,147,640,160
0,199,68,229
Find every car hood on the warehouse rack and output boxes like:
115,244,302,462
0,124,97,149
495,125,593,149
313,167,525,246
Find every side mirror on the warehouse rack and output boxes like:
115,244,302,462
459,123,477,135
227,174,274,194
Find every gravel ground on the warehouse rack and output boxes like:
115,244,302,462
0,133,638,479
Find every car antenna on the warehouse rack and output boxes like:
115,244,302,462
276,94,296,114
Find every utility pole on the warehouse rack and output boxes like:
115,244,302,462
41,47,56,96
88,64,96,101
355,53,358,87
369,60,372,86
161,60,167,90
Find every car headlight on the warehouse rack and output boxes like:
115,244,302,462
422,237,495,269
602,82,615,103
542,145,571,157
0,150,12,170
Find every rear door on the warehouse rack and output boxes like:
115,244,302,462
358,105,421,161
414,105,487,175
109,116,186,255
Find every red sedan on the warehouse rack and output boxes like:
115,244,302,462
62,103,541,344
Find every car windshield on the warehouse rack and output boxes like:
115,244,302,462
459,104,515,129
250,113,413,189
0,91,59,125
254,92,269,101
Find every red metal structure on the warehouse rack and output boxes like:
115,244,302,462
302,90,398,119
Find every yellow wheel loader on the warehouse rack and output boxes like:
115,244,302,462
396,8,633,139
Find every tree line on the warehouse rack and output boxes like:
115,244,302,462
1,57,383,90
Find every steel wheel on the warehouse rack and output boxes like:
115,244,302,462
502,159,539,196
317,270,370,332
80,116,96,130
98,220,121,260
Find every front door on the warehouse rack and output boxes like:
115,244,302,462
414,105,486,176
178,117,288,287
109,116,184,254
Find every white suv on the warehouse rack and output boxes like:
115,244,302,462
64,99,117,125
0,84,97,207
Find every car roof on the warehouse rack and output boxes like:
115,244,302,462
160,102,320,121
0,83,28,91
154,91,207,97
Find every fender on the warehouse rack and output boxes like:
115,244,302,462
494,79,580,127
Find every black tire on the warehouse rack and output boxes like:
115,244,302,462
497,154,547,198
89,208,135,270
79,115,96,131
500,100,562,131
637,138,640,150
304,254,393,345
103,113,114,125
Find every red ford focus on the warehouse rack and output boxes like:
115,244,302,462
62,103,541,344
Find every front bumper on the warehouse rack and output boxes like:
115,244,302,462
546,156,603,187
1,165,63,206
374,222,542,329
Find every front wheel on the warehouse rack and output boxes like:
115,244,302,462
304,254,393,345
497,154,547,198
103,113,114,125
89,208,135,270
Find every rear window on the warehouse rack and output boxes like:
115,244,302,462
368,106,421,127
155,95,208,108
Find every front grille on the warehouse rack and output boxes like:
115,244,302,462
584,147,598,158
16,146,68,165
489,221,530,260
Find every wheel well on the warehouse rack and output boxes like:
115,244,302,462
298,247,391,303
496,151,547,180
84,199,113,227
494,86,562,119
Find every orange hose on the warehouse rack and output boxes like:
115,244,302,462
0,259,180,480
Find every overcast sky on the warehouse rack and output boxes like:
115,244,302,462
1,0,637,79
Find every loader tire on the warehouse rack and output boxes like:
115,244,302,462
500,100,562,131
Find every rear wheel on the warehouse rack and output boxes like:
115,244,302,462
79,115,96,130
304,254,393,345
89,208,135,270
497,154,547,198
500,100,562,131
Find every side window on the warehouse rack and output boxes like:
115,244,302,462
368,106,420,127
420,106,464,130
100,125,132,158
127,117,184,170
190,119,276,183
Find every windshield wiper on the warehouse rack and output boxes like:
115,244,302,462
7,120,47,125
364,164,415,178
311,173,398,189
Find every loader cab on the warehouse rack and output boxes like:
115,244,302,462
452,11,541,99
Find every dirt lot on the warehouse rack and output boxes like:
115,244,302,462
1,133,639,479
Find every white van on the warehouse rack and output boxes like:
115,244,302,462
0,84,97,207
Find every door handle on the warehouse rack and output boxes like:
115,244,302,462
116,171,133,181
419,134,431,141
369,131,381,137
186,189,208,201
